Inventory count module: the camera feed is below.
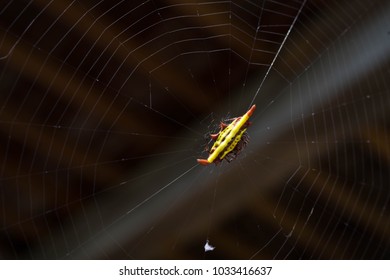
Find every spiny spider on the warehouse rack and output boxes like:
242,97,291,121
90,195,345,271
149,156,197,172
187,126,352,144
197,105,256,165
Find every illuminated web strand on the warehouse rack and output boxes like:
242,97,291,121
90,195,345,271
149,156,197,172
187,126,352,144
249,0,307,108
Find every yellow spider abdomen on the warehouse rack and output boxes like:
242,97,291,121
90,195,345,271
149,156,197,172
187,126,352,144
197,105,256,165
220,127,247,160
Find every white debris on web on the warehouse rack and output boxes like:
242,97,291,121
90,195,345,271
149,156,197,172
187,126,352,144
204,240,215,252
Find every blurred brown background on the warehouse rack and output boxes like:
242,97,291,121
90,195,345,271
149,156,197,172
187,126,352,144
0,0,389,259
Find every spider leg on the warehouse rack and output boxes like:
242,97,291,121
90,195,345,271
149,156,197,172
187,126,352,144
210,133,219,140
219,122,228,129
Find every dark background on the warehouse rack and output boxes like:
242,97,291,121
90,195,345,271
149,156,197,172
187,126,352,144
0,0,389,259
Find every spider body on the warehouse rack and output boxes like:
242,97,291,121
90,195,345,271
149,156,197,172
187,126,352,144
197,105,256,165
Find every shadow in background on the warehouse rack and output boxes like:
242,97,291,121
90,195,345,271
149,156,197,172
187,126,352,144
0,0,389,259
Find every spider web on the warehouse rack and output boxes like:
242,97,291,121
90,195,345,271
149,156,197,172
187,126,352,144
1,0,390,260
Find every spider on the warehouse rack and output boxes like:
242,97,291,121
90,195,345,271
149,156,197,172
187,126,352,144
197,105,256,165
